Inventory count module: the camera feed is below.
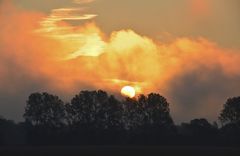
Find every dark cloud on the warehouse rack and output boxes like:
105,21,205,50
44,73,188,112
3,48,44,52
0,68,49,121
167,65,240,123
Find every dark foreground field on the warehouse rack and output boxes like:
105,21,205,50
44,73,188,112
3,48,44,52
0,146,240,156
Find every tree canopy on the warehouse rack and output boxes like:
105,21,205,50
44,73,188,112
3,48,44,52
65,90,123,130
219,96,240,125
0,90,236,145
23,92,65,128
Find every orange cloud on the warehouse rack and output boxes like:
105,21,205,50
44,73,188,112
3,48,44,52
1,0,240,93
1,0,240,122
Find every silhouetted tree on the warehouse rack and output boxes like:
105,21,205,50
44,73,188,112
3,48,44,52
106,95,123,129
123,93,174,130
122,97,141,130
143,93,173,126
23,92,65,128
122,93,175,144
219,97,240,125
66,90,123,130
65,90,124,144
4,90,240,145
218,97,240,145
180,119,218,136
0,116,26,145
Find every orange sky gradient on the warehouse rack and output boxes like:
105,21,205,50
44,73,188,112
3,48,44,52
1,0,240,123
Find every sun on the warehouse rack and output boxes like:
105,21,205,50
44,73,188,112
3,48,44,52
121,86,136,98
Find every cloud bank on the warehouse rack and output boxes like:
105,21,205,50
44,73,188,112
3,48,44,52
1,1,240,123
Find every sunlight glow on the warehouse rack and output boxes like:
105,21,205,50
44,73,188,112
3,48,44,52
121,86,136,98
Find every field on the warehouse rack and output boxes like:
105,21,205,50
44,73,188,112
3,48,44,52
0,146,240,156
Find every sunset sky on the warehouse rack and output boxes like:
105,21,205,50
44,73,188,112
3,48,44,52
0,0,240,123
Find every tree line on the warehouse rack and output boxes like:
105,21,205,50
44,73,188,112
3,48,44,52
1,90,240,145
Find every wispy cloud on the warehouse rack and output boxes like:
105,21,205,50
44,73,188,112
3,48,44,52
50,8,97,20
37,7,97,35
36,1,99,57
